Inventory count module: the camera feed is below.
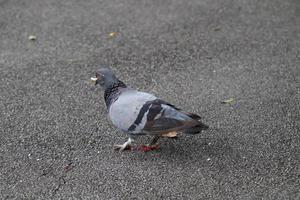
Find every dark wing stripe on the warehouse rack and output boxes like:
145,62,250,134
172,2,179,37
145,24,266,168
128,99,164,132
143,100,164,129
146,100,163,121
186,112,201,120
144,118,184,131
157,99,181,110
127,101,153,132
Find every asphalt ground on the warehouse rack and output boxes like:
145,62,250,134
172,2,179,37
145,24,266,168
0,0,299,199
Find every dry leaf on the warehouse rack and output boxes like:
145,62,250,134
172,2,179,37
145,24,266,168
213,27,221,31
161,131,178,138
221,98,234,104
28,35,37,41
108,32,117,38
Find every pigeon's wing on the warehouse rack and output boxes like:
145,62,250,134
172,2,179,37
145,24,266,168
131,99,200,135
109,90,204,135
108,90,157,132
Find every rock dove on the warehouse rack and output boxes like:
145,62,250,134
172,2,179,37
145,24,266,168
91,68,208,151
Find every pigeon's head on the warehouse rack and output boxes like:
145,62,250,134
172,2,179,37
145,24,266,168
91,68,119,88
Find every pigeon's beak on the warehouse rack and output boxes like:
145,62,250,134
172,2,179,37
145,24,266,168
91,77,98,85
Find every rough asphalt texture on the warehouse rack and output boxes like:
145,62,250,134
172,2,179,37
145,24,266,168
1,0,299,199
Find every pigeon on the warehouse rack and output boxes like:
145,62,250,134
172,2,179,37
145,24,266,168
91,68,209,151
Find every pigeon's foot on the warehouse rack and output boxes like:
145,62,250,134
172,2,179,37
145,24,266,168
138,144,160,152
148,136,161,146
113,138,133,152
113,144,132,151
161,131,178,138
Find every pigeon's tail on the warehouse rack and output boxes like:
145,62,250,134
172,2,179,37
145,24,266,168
182,121,209,134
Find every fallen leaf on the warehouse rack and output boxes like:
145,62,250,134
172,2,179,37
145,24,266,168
213,27,221,31
108,32,117,38
221,98,234,104
28,35,37,41
161,131,178,138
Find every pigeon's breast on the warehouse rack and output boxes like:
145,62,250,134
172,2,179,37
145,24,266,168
108,91,156,132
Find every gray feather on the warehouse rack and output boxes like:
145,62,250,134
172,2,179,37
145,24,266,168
108,89,156,132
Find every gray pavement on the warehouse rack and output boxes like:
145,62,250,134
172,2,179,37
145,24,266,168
0,0,300,199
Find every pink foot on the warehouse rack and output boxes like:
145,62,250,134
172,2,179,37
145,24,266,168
137,144,160,152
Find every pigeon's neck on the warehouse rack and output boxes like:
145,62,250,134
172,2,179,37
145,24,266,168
104,80,127,108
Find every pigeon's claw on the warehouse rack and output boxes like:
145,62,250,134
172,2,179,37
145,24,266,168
113,137,133,152
113,144,131,151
